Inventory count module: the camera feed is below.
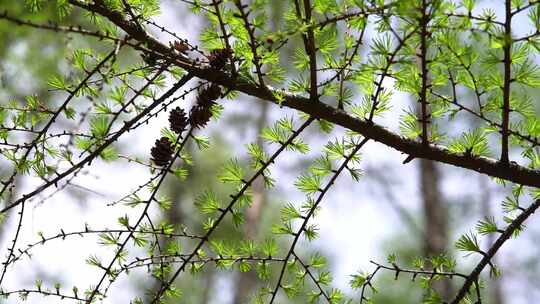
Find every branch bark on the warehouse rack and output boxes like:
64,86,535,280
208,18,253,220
66,0,540,189
1,75,193,214
501,0,512,163
419,0,430,145
479,177,505,304
450,199,540,304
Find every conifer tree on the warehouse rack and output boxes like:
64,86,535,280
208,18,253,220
0,0,539,303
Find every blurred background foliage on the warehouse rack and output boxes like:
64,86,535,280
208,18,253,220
0,0,539,303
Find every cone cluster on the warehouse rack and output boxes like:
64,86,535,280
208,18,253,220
150,83,222,166
151,137,174,167
189,84,222,129
208,48,233,70
169,107,188,134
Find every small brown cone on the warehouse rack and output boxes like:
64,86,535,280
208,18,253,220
189,103,214,129
151,137,174,166
169,107,188,134
196,84,221,106
208,48,233,70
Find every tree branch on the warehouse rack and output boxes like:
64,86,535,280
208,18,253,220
269,137,369,303
151,118,315,303
66,0,540,189
450,199,540,304
501,0,512,164
293,0,318,100
418,0,430,145
0,75,193,214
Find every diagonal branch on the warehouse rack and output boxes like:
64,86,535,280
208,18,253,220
368,27,418,122
0,202,24,286
65,0,540,188
0,75,193,214
151,118,314,303
233,0,265,86
450,199,540,304
86,127,194,303
292,251,331,302
0,48,117,199
269,137,369,303
210,0,237,76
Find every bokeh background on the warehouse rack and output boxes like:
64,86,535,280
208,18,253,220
0,0,539,303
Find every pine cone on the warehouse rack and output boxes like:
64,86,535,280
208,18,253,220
173,40,189,54
196,84,221,106
151,137,174,166
188,83,221,129
169,107,188,134
208,48,233,70
189,103,214,129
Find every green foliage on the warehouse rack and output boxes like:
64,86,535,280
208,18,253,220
448,129,491,157
455,233,481,254
476,217,499,235
0,0,539,303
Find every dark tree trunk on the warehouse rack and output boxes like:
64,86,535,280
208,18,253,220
419,159,452,300
233,101,268,303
